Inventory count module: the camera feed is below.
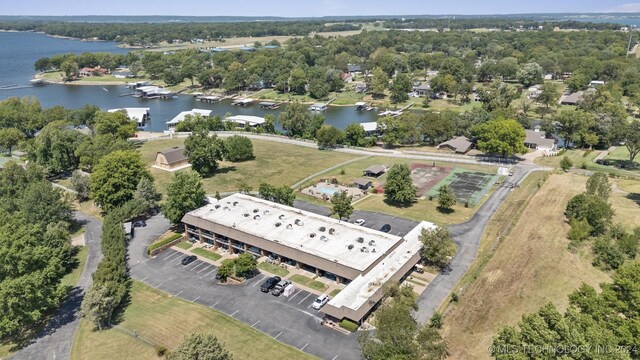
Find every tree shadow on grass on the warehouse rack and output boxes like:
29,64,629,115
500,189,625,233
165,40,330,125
626,193,640,206
382,197,416,209
214,165,237,176
436,207,455,215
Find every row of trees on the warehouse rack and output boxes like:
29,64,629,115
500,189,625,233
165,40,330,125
184,130,254,178
565,172,639,271
0,162,75,342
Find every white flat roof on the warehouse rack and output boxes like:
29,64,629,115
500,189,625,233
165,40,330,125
224,115,265,126
108,108,150,124
185,193,402,272
360,122,378,132
167,109,212,125
327,221,436,312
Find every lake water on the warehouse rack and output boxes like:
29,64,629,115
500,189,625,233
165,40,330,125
0,31,380,132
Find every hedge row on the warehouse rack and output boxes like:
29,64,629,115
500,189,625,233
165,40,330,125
147,233,183,254
339,319,359,332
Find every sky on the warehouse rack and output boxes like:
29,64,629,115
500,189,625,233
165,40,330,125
3,0,640,17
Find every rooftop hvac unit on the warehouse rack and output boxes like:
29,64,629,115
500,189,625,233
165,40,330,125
279,214,285,220
356,237,364,243
253,208,259,213
223,206,230,211
368,240,376,247
214,204,221,209
286,224,293,230
243,213,249,217
263,210,270,215
275,222,281,227
372,248,376,253
233,201,239,206
348,244,354,250
309,233,316,238
361,247,369,253
253,215,261,220
294,219,303,226
328,228,335,235
320,235,328,242
318,226,326,232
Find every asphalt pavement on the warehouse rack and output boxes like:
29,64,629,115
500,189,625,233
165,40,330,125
10,213,103,360
128,215,362,360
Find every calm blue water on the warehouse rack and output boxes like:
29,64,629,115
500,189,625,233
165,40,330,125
0,31,380,132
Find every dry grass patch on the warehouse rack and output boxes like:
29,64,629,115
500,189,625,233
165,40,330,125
71,281,316,360
611,178,640,230
442,173,610,360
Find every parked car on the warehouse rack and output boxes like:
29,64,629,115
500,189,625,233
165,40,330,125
260,276,281,293
271,280,292,296
132,220,147,227
380,224,391,233
354,219,366,226
312,293,330,310
181,255,197,266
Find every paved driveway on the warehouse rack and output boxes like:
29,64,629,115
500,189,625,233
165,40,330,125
10,213,102,360
129,216,361,360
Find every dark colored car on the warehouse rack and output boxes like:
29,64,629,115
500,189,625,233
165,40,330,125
260,276,281,293
133,220,147,227
380,224,391,233
181,255,197,266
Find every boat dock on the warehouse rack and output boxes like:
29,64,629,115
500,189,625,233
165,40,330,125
355,101,374,111
232,98,254,106
377,102,414,117
258,101,281,109
196,95,222,103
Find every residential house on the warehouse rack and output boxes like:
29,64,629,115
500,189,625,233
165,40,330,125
347,64,363,74
154,147,190,171
437,136,474,154
363,165,386,178
353,178,373,190
524,129,556,151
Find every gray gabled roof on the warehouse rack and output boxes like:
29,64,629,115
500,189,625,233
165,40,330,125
354,178,372,187
364,165,386,174
524,130,556,148
437,136,473,153
159,147,188,165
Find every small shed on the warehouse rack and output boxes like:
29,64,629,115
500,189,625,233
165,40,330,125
354,178,373,190
437,136,473,154
154,147,190,171
363,165,386,178
123,222,134,240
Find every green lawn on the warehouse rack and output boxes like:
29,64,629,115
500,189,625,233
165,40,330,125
175,241,193,250
191,248,222,261
257,261,290,277
329,289,341,297
71,281,317,360
535,149,640,178
605,146,636,163
290,274,328,292
139,138,357,196
61,246,88,288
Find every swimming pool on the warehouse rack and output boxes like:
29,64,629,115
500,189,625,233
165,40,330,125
318,187,339,196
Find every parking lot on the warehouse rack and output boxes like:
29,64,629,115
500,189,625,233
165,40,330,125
129,216,361,360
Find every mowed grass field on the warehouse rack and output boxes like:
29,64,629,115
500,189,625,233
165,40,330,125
442,173,611,360
71,281,317,360
138,138,356,195
611,178,640,230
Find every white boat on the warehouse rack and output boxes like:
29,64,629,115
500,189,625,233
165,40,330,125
377,109,403,117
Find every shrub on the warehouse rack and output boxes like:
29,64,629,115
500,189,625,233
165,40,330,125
339,318,359,332
147,233,183,254
560,155,573,171
155,345,167,357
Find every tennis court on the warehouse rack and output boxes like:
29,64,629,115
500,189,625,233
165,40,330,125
409,163,451,197
426,168,496,206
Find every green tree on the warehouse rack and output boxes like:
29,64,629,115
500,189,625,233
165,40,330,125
60,60,79,80
560,155,573,171
92,111,137,140
315,125,343,149
437,184,457,212
163,171,206,225
70,170,90,201
75,134,132,171
168,333,233,360
390,73,411,103
309,78,330,99
288,67,308,95
471,118,528,157
258,183,295,206
420,227,457,270
223,135,254,162
344,123,367,147
28,120,87,174
536,82,560,118
81,284,116,331
330,191,354,221
184,127,225,177
371,67,389,98
0,128,24,155
90,150,150,212
19,181,73,231
567,218,592,244
555,109,596,148
133,177,160,213
477,80,518,112
565,193,614,235
233,253,257,278
263,114,276,134
384,163,417,205
586,172,611,200
624,120,640,163
278,103,324,138
516,62,543,87
566,72,590,92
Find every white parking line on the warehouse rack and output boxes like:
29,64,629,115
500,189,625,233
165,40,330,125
163,252,180,261
211,301,219,308
274,331,283,339
175,290,183,297
331,356,338,360
201,268,216,278
300,343,308,351
192,296,200,302
141,276,148,282
396,232,402,236
252,320,260,327
189,262,206,272
287,289,302,301
231,310,239,317
298,293,311,305
154,283,162,288
251,275,265,287
197,265,212,273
